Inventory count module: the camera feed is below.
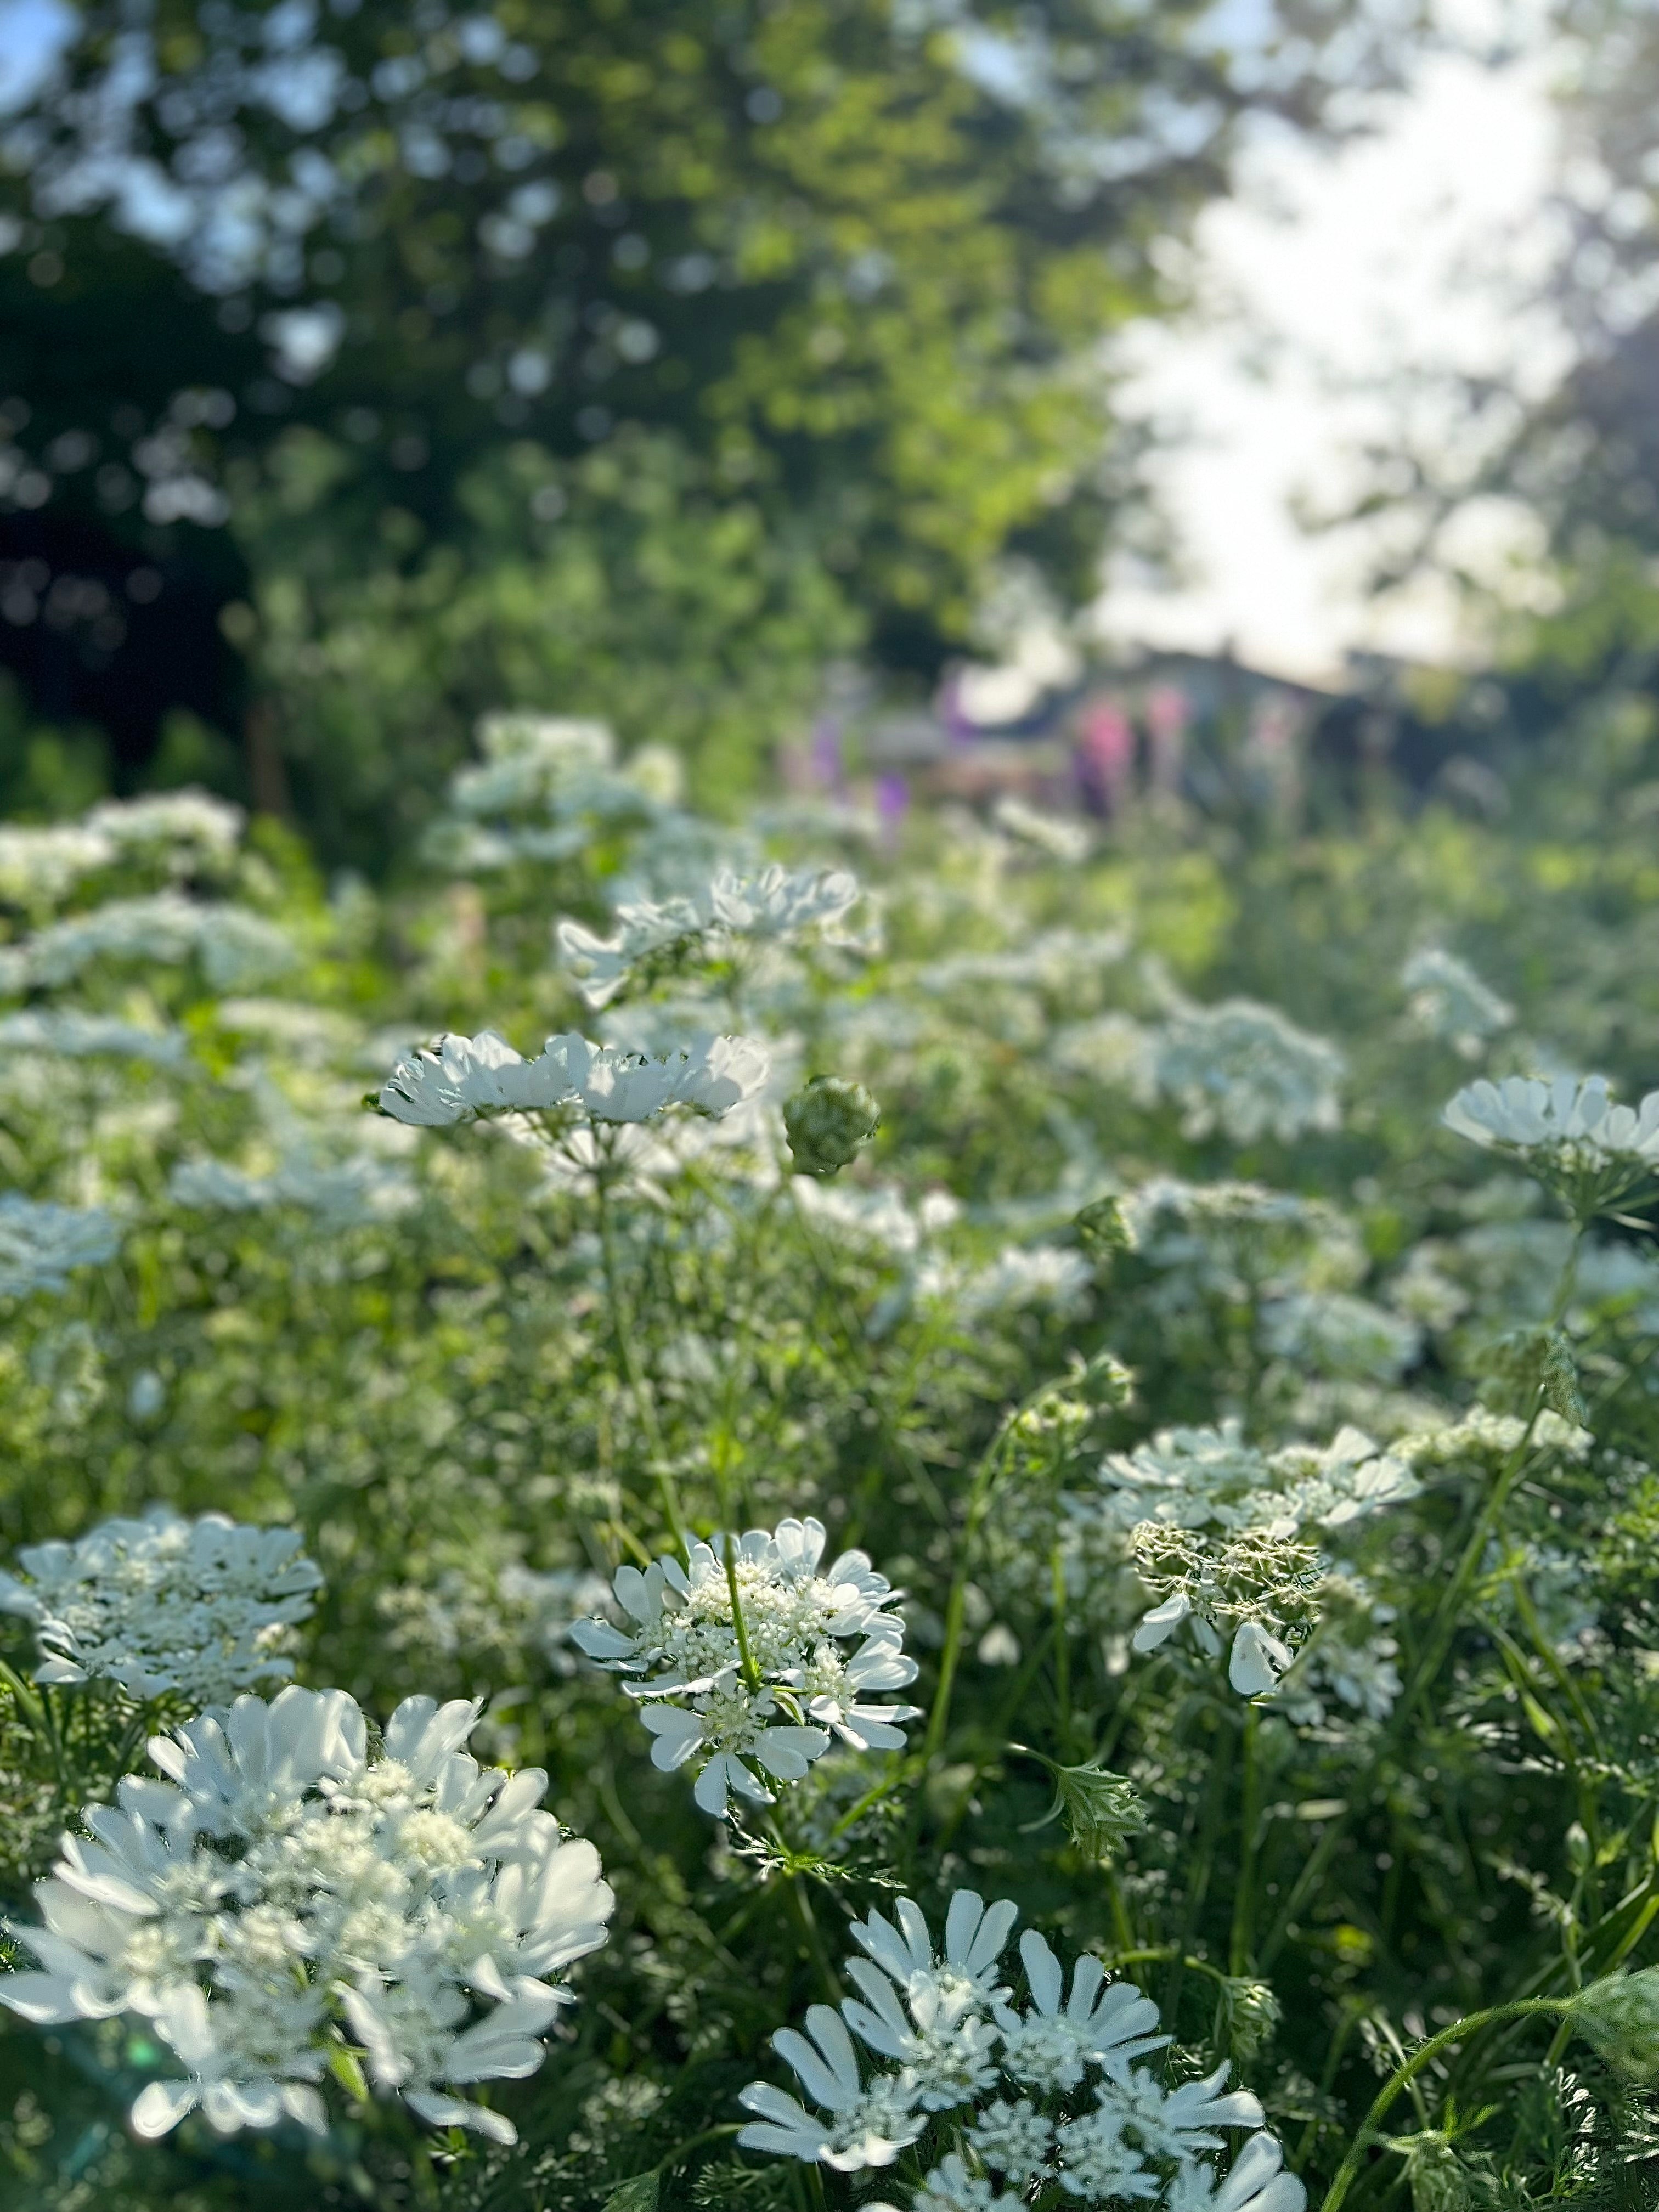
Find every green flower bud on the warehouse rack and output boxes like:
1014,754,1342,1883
1572,1966,1659,2083
784,1074,879,1177
1074,1195,1132,1261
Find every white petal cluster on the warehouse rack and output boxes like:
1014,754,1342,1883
0,1509,323,1703
1444,1075,1659,1160
0,1193,120,1297
377,1027,769,1129
171,1153,419,1227
0,1010,185,1065
557,863,861,1007
916,1245,1095,1324
571,1517,919,1816
1152,1000,1344,1144
87,791,245,871
1260,1291,1421,1385
1087,1420,1419,1543
1400,948,1512,1054
0,1688,613,2143
0,822,117,909
740,1891,1296,2212
0,894,294,994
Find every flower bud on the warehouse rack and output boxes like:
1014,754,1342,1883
1074,1195,1132,1261
1571,1967,1659,2083
784,1074,879,1177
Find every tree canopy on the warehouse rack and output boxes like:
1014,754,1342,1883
0,0,1408,862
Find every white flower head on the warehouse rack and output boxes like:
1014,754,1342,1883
557,863,862,1007
1,1685,613,2146
376,1028,769,1131
0,1510,321,1705
1444,1075,1659,1216
573,1518,918,1815
0,1195,119,1298
1401,948,1512,1056
1153,1000,1344,1144
742,1901,1285,2212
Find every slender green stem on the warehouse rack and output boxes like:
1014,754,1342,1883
921,1429,1011,1763
1051,1542,1073,1754
1164,1696,1237,2028
595,1167,685,1552
725,1535,761,1694
1321,2000,1573,2212
1228,1705,1261,1976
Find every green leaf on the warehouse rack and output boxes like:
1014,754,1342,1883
602,2176,661,2212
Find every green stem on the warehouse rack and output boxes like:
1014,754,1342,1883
1228,1705,1261,1976
596,1167,685,1552
920,1428,1012,1763
725,1535,761,1694
1164,1695,1237,2028
1321,2000,1573,2212
1051,1542,1072,1753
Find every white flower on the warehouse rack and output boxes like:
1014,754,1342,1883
573,1518,917,1815
742,1898,1293,2212
920,1245,1094,1324
170,1153,418,1227
1445,1074,1659,1154
1228,1621,1294,1698
967,2096,1058,2187
1401,948,1512,1054
557,864,861,1007
992,794,1093,862
0,1195,119,1297
0,1509,322,1705
0,894,292,992
793,1178,961,1260
0,822,115,909
88,791,245,870
1087,1422,1419,1549
1261,1292,1421,1384
1131,1590,1222,1661
1055,2101,1162,2199
376,1028,769,1130
1110,2062,1266,2158
1165,2131,1309,2212
992,1930,1169,2091
737,2004,924,2169
1153,1000,1344,1144
912,2151,1029,2211
850,1891,1019,2011
2,1685,613,2145
0,1010,185,1065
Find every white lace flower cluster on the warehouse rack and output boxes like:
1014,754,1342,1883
0,893,294,994
376,1026,769,1128
738,1891,1302,2212
557,862,861,1007
171,1152,419,1228
1444,1075,1659,1216
0,1688,613,2143
571,1517,919,1817
0,793,242,911
0,1193,120,1298
1087,1421,1420,1543
1400,949,1512,1056
1152,1000,1345,1144
0,1510,322,1705
0,1009,185,1066
1074,1424,1421,1701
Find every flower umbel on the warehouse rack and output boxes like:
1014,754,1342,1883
0,1509,323,1705
572,1517,919,1816
0,1686,614,2143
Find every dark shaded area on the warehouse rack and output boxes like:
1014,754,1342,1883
0,509,244,781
